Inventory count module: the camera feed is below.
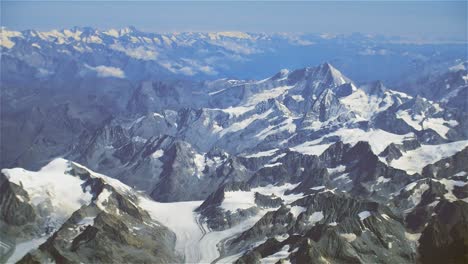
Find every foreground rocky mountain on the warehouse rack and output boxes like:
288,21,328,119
0,159,185,263
1,143,467,263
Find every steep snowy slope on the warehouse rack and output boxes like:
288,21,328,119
0,159,181,263
1,117,467,263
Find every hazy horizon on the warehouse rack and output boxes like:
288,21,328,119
2,1,467,41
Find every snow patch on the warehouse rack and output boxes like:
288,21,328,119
358,211,371,220
308,211,324,225
244,149,279,158
260,245,290,264
390,140,468,174
289,206,307,218
151,149,164,159
340,233,357,242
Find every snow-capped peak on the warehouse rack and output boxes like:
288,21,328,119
0,28,23,48
320,62,350,86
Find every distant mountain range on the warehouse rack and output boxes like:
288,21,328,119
1,27,467,263
1,26,466,83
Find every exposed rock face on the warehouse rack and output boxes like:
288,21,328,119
422,147,468,178
418,201,468,264
20,201,181,264
234,192,415,264
0,173,36,226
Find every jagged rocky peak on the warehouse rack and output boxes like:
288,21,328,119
408,95,437,114
286,62,352,88
361,80,387,96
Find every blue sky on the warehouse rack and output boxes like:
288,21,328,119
2,1,466,41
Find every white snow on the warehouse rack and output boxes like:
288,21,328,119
221,183,303,214
208,88,228,96
95,187,112,211
275,234,290,242
405,232,421,241
139,198,205,263
381,214,391,221
290,141,332,156
2,158,93,224
405,182,418,191
292,128,414,157
244,85,294,106
291,95,305,102
77,216,95,226
390,140,468,174
327,165,347,174
198,214,266,263
6,237,49,263
221,191,256,211
396,110,458,139
340,233,357,242
253,183,303,205
434,178,467,202
358,211,371,220
0,29,23,48
103,29,120,38
333,128,414,155
264,162,282,168
308,211,324,225
220,105,255,117
256,116,297,140
311,186,325,191
219,109,273,137
260,245,290,263
192,153,206,178
339,89,393,119
407,183,429,207
151,149,164,159
422,118,458,139
449,62,466,72
289,206,307,218
153,112,164,119
244,149,279,158
333,173,351,182
396,110,423,131
376,176,390,184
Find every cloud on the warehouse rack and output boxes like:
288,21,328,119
85,64,125,78
110,44,158,60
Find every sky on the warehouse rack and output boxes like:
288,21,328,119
1,1,467,41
